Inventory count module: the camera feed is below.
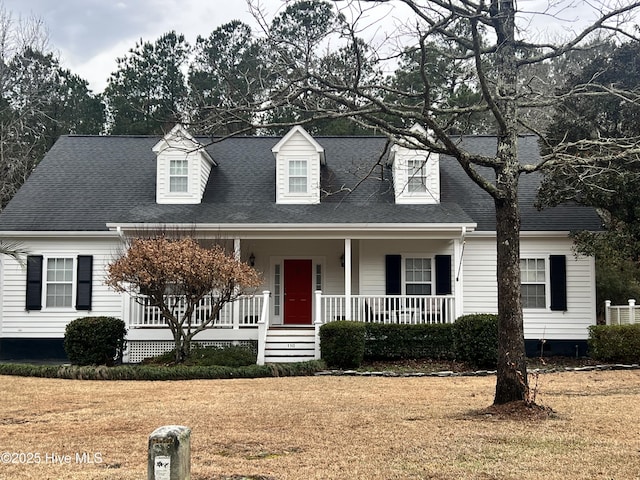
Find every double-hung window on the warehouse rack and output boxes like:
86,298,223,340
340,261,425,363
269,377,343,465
288,159,308,193
405,258,432,295
169,159,189,193
407,157,427,193
45,258,74,308
520,258,546,308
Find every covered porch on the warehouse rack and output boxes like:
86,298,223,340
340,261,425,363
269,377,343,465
114,224,472,363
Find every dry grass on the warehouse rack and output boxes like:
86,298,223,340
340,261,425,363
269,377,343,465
0,370,639,479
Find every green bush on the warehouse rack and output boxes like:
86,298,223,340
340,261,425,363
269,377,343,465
364,323,455,361
453,314,498,369
64,317,127,366
187,345,257,367
320,321,366,368
589,324,640,363
0,360,326,380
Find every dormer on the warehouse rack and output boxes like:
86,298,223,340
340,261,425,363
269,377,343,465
388,124,440,204
153,124,216,204
272,126,325,204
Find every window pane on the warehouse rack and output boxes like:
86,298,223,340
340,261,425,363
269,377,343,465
288,160,307,193
289,177,307,193
169,160,188,175
405,257,431,295
522,284,545,308
407,159,426,193
46,258,73,308
170,177,188,192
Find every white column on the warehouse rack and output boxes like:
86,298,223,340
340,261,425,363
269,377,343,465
605,300,611,325
232,237,241,329
452,227,466,322
345,238,352,320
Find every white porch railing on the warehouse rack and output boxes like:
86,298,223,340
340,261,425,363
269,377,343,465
127,294,264,329
318,294,456,324
605,299,640,325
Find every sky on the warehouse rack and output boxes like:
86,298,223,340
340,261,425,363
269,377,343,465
1,0,291,93
0,0,627,95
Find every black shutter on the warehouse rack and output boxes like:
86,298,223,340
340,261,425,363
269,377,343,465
385,255,402,295
435,255,452,295
26,255,43,311
550,255,567,311
76,255,93,311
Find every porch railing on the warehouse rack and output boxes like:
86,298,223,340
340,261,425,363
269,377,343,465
605,299,640,325
127,294,263,329
319,294,456,324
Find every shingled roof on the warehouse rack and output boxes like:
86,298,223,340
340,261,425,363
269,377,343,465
0,133,601,232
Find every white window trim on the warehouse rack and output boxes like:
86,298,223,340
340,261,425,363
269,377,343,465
168,158,190,195
402,254,434,295
42,255,76,311
286,158,310,196
520,257,550,310
405,156,428,195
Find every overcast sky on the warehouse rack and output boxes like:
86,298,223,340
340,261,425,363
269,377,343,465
1,0,291,93
0,0,626,94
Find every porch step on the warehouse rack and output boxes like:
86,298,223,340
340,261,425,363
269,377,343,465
264,327,317,363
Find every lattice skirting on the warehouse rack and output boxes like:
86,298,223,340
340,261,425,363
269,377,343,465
126,340,257,364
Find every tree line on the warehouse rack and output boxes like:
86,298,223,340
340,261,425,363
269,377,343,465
2,0,640,405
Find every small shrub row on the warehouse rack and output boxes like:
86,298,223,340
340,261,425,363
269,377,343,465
589,324,640,363
320,314,498,369
64,317,127,366
0,360,326,380
143,345,257,367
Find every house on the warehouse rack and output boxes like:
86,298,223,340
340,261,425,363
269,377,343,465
0,124,601,363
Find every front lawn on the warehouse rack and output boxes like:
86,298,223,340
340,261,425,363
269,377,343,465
1,370,639,479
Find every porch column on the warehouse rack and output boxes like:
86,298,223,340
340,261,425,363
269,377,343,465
345,238,352,320
232,238,241,329
453,227,466,322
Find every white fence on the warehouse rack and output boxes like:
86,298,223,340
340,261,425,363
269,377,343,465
127,294,263,329
319,294,456,324
605,299,640,325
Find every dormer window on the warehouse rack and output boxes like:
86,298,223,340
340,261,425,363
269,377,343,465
288,159,308,194
154,124,216,205
272,126,324,205
389,124,440,205
169,159,189,193
407,157,427,193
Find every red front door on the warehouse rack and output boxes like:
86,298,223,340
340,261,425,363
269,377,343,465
284,259,312,325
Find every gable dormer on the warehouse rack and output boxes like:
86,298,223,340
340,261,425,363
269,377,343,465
388,124,440,204
272,126,325,204
153,124,216,204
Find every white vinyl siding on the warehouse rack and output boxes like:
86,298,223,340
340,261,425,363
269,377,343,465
1,236,123,338
462,234,596,340
520,258,546,309
45,258,74,308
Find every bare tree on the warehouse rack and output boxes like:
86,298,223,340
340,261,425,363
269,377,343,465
200,0,640,405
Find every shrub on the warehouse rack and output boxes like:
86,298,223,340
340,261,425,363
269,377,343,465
187,345,257,367
589,324,640,363
453,314,498,369
364,323,455,361
320,321,366,368
64,317,127,366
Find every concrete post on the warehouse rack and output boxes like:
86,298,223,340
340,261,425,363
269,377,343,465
148,425,191,480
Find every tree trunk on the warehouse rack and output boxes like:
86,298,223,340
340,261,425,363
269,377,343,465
493,185,528,404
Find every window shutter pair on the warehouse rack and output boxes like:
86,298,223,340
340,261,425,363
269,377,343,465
385,254,452,295
25,255,93,311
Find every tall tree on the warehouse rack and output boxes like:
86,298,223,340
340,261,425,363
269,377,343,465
539,41,640,309
0,5,103,211
189,21,265,135
207,0,640,405
104,31,189,135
